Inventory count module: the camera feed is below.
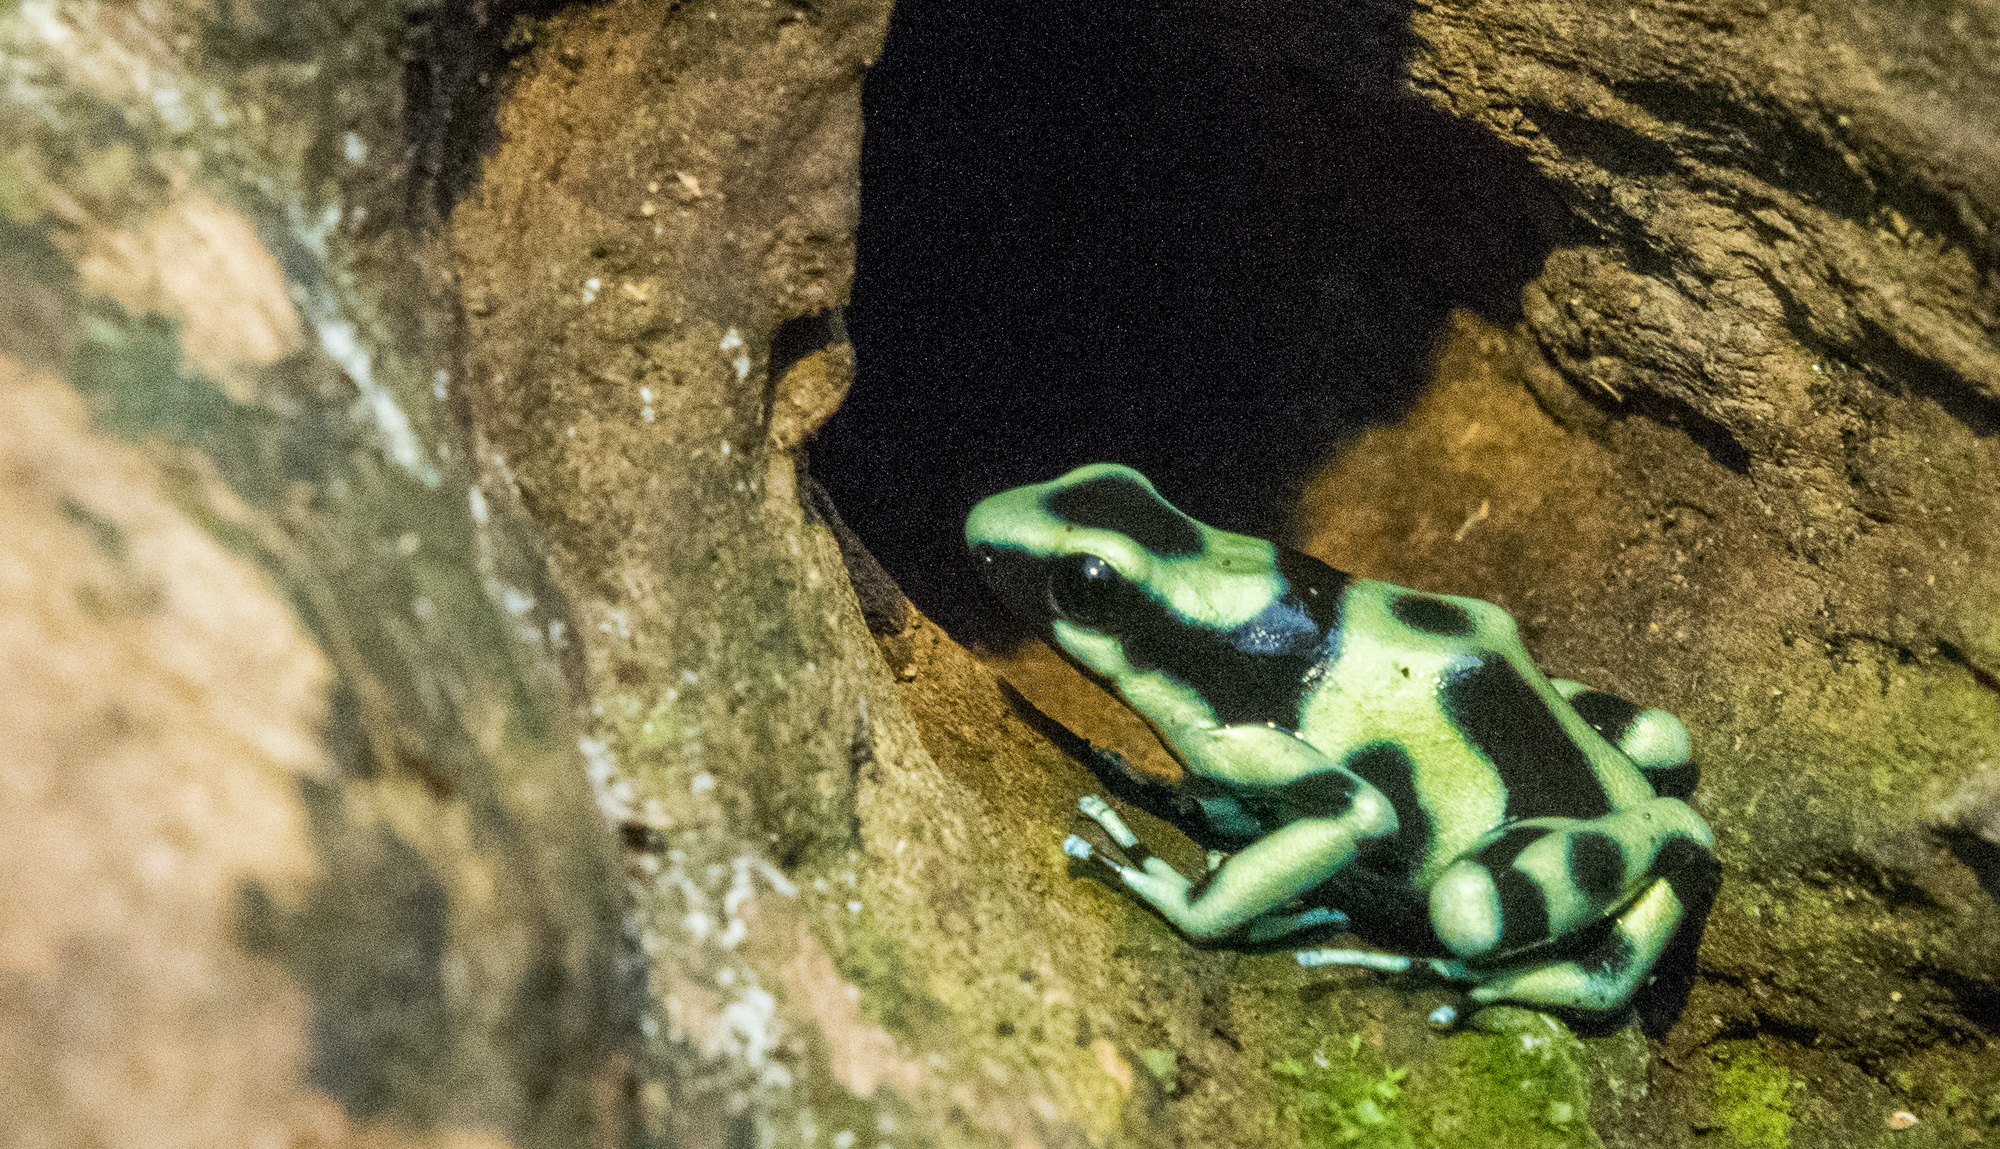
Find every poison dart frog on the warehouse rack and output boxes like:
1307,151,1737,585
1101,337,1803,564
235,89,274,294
965,463,1717,1026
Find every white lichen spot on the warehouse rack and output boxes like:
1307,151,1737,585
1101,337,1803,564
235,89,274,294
640,386,655,403
152,86,194,132
396,532,420,556
499,584,535,616
691,772,716,795
681,669,700,685
20,2,74,47
719,441,731,456
582,277,601,303
677,171,703,196
413,597,436,621
721,986,778,1068
580,736,638,821
642,406,656,422
433,369,450,400
640,1015,660,1039
846,900,862,913
315,317,436,485
466,486,490,526
834,1131,855,1149
756,858,798,898
719,327,751,380
343,131,368,164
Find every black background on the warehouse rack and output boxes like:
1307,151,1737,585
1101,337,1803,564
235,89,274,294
809,0,1565,644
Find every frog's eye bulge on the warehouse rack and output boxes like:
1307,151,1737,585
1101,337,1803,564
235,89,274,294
1047,554,1131,627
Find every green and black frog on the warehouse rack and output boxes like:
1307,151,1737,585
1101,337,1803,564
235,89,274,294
966,463,1717,1027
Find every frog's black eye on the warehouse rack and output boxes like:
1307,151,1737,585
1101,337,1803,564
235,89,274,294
1047,553,1125,627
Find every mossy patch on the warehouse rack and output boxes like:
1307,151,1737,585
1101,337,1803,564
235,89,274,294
1407,1009,1598,1149
1273,1036,1416,1147
1711,1044,1793,1149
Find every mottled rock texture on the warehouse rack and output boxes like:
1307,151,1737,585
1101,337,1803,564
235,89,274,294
0,2,628,1147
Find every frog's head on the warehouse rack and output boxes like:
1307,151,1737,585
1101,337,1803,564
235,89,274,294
964,464,1326,690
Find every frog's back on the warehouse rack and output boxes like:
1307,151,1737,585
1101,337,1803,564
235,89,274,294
1298,577,1657,891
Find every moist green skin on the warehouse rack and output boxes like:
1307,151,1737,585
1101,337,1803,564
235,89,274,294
966,463,1717,1023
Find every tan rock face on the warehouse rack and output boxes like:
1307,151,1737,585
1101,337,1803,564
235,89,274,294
73,192,304,400
0,355,326,1147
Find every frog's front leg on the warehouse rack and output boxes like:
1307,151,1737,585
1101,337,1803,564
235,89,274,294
1430,797,1717,1014
1070,728,1396,938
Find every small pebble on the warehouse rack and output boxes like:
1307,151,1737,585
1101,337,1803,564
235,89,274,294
1888,1111,1918,1130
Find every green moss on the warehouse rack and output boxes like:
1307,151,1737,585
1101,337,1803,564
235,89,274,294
1140,1047,1178,1092
1273,1036,1415,1148
1712,1045,1793,1149
1407,1009,1598,1149
75,311,239,441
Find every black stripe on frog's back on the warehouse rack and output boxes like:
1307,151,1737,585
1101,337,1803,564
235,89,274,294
1045,475,1203,557
1117,549,1350,728
1273,546,1352,634
1568,689,1641,744
1443,658,1612,819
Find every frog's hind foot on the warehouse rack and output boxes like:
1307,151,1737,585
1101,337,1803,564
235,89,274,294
1297,947,1472,980
1295,947,1474,1028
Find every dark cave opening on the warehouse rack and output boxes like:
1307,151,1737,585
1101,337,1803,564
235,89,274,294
809,0,1568,645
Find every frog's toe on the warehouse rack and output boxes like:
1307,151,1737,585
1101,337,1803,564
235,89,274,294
1077,795,1133,843
1296,948,1412,973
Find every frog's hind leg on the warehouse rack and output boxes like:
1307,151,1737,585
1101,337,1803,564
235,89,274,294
1549,678,1699,798
1467,844,1719,1016
1429,798,1717,1014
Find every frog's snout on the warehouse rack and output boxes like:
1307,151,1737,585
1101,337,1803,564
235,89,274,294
967,542,1051,624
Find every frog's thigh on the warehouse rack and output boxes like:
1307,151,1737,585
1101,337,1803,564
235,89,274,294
1430,798,1712,961
1549,679,1696,795
1467,840,1719,1013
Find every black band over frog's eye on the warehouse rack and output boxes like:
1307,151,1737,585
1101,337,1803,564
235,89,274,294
1047,553,1125,627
